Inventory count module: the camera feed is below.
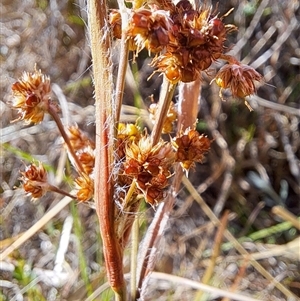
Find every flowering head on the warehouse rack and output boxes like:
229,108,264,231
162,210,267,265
20,162,48,200
76,146,95,176
74,174,94,202
172,129,211,173
11,68,52,124
149,102,177,134
68,125,95,151
121,132,175,205
213,62,263,109
110,0,237,84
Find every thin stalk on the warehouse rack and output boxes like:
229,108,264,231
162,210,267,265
48,105,85,174
130,214,140,300
88,0,126,300
123,180,137,209
150,77,176,146
221,257,249,301
47,184,76,199
272,206,300,230
116,180,139,248
115,0,130,124
115,36,129,124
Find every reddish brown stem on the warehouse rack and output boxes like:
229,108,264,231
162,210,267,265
48,104,85,175
88,0,126,299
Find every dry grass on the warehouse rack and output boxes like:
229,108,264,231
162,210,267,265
1,0,299,300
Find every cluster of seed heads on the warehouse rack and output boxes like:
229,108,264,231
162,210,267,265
10,0,263,206
110,0,263,99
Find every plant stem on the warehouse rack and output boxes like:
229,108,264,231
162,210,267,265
115,37,129,125
130,214,140,300
88,0,126,299
150,77,176,146
47,184,76,199
48,104,85,175
115,1,130,124
177,78,202,129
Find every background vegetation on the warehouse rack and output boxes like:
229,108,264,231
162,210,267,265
1,0,299,300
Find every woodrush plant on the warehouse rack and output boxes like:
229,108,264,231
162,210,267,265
7,0,263,300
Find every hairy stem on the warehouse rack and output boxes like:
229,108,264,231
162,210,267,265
88,0,126,299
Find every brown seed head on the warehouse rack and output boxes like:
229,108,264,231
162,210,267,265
214,63,263,101
77,146,95,176
68,125,95,152
149,102,177,133
20,162,48,199
127,8,173,54
122,134,175,205
11,68,52,124
172,129,211,172
74,174,94,202
111,1,236,83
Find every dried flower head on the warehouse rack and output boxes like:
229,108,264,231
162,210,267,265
116,123,142,160
111,0,236,83
172,129,211,173
11,68,52,124
153,1,236,83
74,174,94,202
109,9,122,39
77,146,95,176
20,162,48,200
213,63,263,108
122,133,175,205
149,102,177,133
68,125,95,152
126,8,173,54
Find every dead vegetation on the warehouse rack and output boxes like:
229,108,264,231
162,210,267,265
1,0,299,300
